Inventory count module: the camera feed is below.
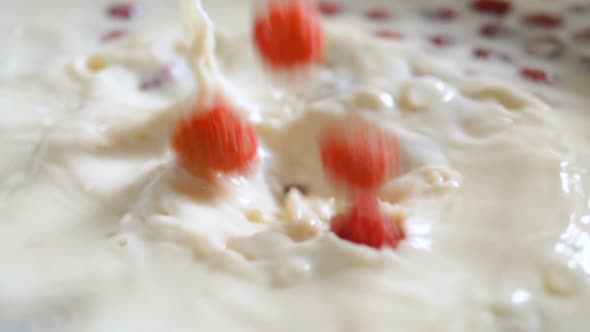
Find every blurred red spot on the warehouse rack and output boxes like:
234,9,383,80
522,12,563,28
365,7,392,20
425,7,457,21
101,29,126,42
524,35,566,59
374,29,402,40
319,118,400,191
107,3,138,20
139,66,173,90
520,67,555,84
330,194,405,249
318,1,343,16
429,34,455,47
471,0,512,15
474,48,491,58
480,22,513,38
473,47,511,62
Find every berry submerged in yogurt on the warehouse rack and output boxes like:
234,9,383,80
330,194,404,249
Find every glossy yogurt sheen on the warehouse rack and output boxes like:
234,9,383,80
0,0,589,331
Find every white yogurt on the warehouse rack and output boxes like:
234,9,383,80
0,0,589,331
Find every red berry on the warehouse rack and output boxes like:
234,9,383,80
473,47,511,62
253,0,323,69
171,95,258,176
522,12,563,28
374,29,403,40
318,1,343,16
479,22,513,38
101,29,127,42
365,7,393,21
520,67,555,84
429,34,456,47
330,195,404,249
474,48,491,59
471,0,512,15
319,118,400,191
107,3,138,19
424,7,457,21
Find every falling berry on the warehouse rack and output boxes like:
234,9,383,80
520,67,555,84
107,3,138,20
171,94,258,176
471,0,512,16
319,117,400,191
522,12,563,28
253,0,323,69
330,194,404,249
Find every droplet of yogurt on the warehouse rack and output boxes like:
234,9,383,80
353,88,395,111
401,76,456,111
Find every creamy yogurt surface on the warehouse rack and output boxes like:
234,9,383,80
1,0,590,331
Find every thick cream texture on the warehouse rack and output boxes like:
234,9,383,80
1,0,589,331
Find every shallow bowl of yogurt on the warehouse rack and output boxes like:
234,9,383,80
0,0,589,331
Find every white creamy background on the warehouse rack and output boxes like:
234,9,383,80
0,0,589,331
